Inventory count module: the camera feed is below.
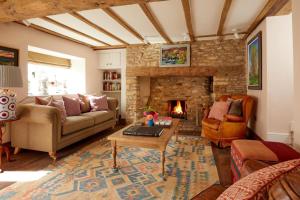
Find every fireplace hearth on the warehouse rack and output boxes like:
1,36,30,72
168,100,187,119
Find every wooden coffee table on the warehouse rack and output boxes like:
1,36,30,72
107,118,179,179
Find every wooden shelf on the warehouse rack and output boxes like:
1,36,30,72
102,90,121,93
103,79,121,82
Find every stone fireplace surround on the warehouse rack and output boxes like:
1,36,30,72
126,39,247,123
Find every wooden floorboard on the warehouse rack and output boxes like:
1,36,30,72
0,125,232,199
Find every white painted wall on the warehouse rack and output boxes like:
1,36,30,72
292,0,300,150
247,15,294,143
0,22,100,101
247,20,268,140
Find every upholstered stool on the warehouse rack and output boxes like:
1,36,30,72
231,140,300,182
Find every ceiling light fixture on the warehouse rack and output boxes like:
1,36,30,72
232,28,240,39
183,33,190,41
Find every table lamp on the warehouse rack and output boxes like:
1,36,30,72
0,65,23,120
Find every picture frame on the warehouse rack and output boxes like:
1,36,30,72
0,46,19,66
160,44,190,67
247,32,262,90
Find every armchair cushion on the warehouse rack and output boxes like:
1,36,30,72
228,98,243,116
208,101,230,121
202,118,221,130
224,114,243,122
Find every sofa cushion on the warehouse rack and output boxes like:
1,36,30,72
78,94,91,113
89,95,109,112
35,96,52,105
202,118,220,130
62,96,81,116
81,110,114,125
62,116,94,136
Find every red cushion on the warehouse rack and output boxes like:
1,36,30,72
263,141,300,162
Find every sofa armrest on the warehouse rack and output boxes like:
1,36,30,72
107,97,118,113
16,104,61,125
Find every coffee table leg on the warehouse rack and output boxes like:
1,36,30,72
111,140,118,171
161,151,166,180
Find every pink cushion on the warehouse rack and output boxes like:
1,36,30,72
62,96,81,116
48,99,67,123
208,101,230,121
89,95,109,112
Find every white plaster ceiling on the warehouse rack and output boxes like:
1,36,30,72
191,0,225,36
111,4,165,43
26,0,271,47
27,18,104,46
224,0,268,34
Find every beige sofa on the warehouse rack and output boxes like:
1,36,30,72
11,96,117,160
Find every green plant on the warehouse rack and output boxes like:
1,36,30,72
143,105,156,113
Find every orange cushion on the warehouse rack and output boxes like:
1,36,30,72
202,118,221,130
232,140,279,162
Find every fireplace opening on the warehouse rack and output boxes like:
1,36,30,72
168,100,187,119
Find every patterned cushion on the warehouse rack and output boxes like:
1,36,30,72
78,94,91,113
217,159,300,200
89,95,109,112
0,93,17,120
208,101,230,121
62,96,81,116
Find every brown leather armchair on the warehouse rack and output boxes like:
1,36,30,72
201,95,254,147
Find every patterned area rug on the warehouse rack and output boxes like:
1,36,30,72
0,136,219,200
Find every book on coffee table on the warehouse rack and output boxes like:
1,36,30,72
123,126,164,137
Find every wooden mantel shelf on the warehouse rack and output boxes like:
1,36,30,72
126,66,218,77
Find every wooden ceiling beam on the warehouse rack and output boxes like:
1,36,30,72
181,0,195,42
217,0,232,36
70,12,129,45
139,3,172,44
102,7,144,42
16,22,95,48
42,16,110,46
275,0,291,16
243,0,289,39
0,0,168,23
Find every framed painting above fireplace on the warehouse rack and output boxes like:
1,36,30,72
160,44,190,67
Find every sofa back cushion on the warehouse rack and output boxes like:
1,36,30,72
48,99,67,123
78,94,91,113
35,96,52,105
89,95,109,112
62,96,81,116
208,101,230,121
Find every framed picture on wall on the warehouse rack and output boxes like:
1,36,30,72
160,44,190,67
247,32,262,90
0,46,19,66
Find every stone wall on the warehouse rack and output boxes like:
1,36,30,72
126,39,246,123
149,77,211,122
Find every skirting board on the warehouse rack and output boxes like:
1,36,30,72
265,132,291,144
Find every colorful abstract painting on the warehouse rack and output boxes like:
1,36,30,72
0,46,19,66
160,44,190,67
247,32,262,90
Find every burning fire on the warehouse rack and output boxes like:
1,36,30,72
173,100,183,114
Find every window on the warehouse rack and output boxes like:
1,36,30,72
28,62,70,96
27,48,86,96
